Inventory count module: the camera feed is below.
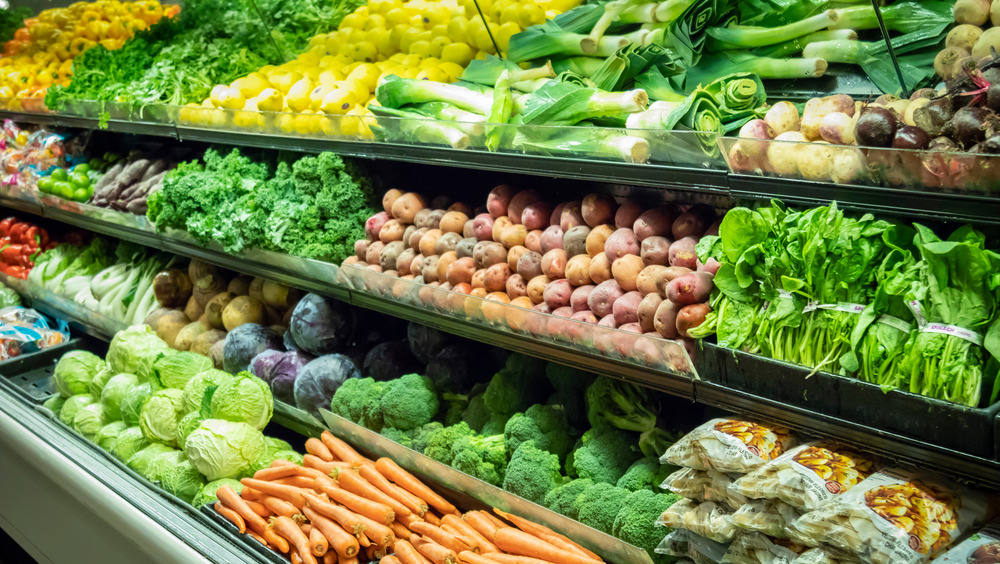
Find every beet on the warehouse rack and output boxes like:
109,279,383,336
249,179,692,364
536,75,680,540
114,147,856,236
948,106,996,148
891,126,932,150
981,133,1000,154
855,107,899,147
988,83,1000,114
913,97,954,137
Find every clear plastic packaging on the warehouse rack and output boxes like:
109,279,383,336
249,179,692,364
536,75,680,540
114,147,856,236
662,417,798,473
732,499,803,538
932,517,1000,563
722,532,807,564
792,548,861,564
0,306,69,360
659,498,740,543
732,442,877,512
662,466,749,509
657,528,690,557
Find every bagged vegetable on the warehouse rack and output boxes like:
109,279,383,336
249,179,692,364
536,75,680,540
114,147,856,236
659,498,740,543
722,532,807,564
657,528,691,558
732,442,877,512
732,500,803,538
792,548,859,563
663,466,749,508
662,418,797,474
933,517,1000,563
788,468,994,564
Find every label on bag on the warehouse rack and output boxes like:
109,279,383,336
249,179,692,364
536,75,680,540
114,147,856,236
877,314,912,333
919,323,984,346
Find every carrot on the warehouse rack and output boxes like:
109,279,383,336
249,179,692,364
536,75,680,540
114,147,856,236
391,521,415,541
241,478,307,507
358,533,372,548
364,543,388,560
456,552,516,564
262,496,303,519
360,463,426,516
322,552,337,564
462,512,501,542
342,558,359,564
375,458,457,515
412,536,459,564
335,466,412,518
395,539,433,564
321,431,365,466
318,482,395,526
478,554,555,564
305,454,354,475
292,552,304,564
273,515,319,564
253,465,302,481
309,526,329,557
425,512,442,526
491,509,598,561
409,521,473,554
215,502,246,533
272,458,299,467
302,523,313,535
382,556,403,564
306,437,335,461
493,528,601,564
241,487,263,501
442,515,498,554
303,506,360,559
303,491,365,536
275,476,321,489
218,486,269,535
481,512,506,530
354,511,396,548
244,500,272,519
247,530,267,547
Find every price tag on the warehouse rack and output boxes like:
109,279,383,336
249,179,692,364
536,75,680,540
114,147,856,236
920,323,984,346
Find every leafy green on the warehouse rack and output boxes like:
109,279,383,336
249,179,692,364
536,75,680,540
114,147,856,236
0,7,30,44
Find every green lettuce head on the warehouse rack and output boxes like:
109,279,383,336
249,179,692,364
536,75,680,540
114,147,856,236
107,325,171,377
126,443,175,476
96,421,128,451
182,369,232,414
183,419,266,481
121,382,154,427
88,364,115,399
72,402,106,440
159,455,207,504
54,350,105,398
101,373,138,420
176,412,204,450
192,478,243,508
59,394,95,425
154,352,214,390
112,426,150,461
210,371,273,430
43,395,65,415
139,388,185,446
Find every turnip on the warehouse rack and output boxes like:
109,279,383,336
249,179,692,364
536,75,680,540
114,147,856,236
819,112,856,144
954,0,990,26
767,131,808,175
972,27,1000,59
935,47,969,80
993,0,1000,26
904,98,929,126
828,146,866,185
801,94,855,140
946,24,984,53
797,141,836,181
738,119,775,158
764,101,800,135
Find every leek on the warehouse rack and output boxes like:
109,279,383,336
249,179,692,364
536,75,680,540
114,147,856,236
706,9,839,51
655,0,697,23
510,78,553,93
753,29,856,58
634,67,687,102
507,27,631,62
369,105,472,149
830,2,953,34
408,102,486,136
584,0,647,54
375,75,493,115
619,4,658,24
553,57,607,77
514,129,652,163
625,89,722,155
461,56,555,87
701,72,767,132
590,43,670,91
518,79,648,126
684,51,827,89
803,38,939,95
486,70,515,152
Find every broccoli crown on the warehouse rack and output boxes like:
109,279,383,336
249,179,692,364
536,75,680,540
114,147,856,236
503,404,574,461
456,433,507,470
585,377,658,434
616,456,673,492
461,393,490,432
612,489,682,563
481,412,511,436
543,478,594,520
545,363,595,392
452,449,503,487
379,373,439,431
380,427,414,449
638,427,683,459
329,377,382,423
572,427,641,485
483,354,550,416
411,422,443,453
422,422,476,465
441,392,469,427
577,482,631,534
502,441,566,505
547,388,588,430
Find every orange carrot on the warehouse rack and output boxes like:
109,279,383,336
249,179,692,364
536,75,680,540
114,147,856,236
462,512,501,542
395,539,433,564
243,500,272,519
354,511,396,548
382,556,403,564
398,512,426,528
481,513,507,530
322,552,337,564
306,437,335,461
375,458,457,515
409,521,473,554
425,512,442,526
303,491,365,536
302,523,313,535
241,487,263,501
391,521,414,541
360,463,426,516
272,515,319,564
215,502,246,533
262,496,303,519
318,482,395,526
253,465,302,481
321,431,365,466
275,476,320,489
335,466,413,518
241,478,307,507
305,454,353,475
303,505,360,559
364,543,388,560
478,554,555,564
217,486,269,535
247,530,267,547
456,552,512,564
412,536,459,564
442,514,498,554
493,528,601,564
309,526,329,557
272,458,298,467
492,509,598,561
292,551,304,564
342,558,359,564
358,533,372,548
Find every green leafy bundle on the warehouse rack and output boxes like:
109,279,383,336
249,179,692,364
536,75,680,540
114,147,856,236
0,6,31,44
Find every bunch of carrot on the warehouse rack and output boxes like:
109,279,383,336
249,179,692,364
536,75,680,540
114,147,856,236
212,430,606,564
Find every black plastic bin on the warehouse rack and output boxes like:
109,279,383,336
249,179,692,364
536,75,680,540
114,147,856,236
0,336,102,404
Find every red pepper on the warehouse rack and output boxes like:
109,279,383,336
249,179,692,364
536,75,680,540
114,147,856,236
35,228,48,248
8,222,28,243
0,217,15,237
6,265,27,279
1,244,23,265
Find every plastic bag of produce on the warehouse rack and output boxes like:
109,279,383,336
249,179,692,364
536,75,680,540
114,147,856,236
209,371,273,430
929,517,1000,563
663,466,749,508
732,500,803,538
732,442,877,512
222,323,283,374
657,528,691,558
792,548,860,563
54,350,105,398
722,532,807,564
191,478,243,508
0,306,68,360
662,418,797,474
659,498,740,543
788,468,994,564
111,426,149,461
153,351,213,389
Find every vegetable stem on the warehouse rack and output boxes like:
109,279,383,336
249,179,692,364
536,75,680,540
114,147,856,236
707,10,840,50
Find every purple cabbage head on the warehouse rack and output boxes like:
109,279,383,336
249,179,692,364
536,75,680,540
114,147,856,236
222,324,283,374
289,294,356,356
269,350,314,405
293,354,361,417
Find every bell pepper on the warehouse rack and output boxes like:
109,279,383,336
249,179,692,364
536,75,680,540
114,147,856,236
0,217,15,237
5,265,27,280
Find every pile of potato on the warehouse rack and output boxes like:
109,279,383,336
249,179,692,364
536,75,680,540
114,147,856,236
346,186,720,352
936,0,1000,80
144,260,301,368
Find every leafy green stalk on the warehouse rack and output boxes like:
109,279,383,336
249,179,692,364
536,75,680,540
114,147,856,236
706,9,839,51
753,29,857,58
514,129,652,163
831,2,953,34
375,75,493,114
486,70,515,152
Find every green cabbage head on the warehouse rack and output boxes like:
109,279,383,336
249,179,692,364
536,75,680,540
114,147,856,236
72,402,106,440
101,373,138,420
88,364,115,400
182,369,232,414
176,412,204,450
59,394,95,425
144,449,186,482
107,325,171,377
192,478,244,508
210,371,273,430
183,419,266,481
159,455,207,504
127,443,175,475
264,436,294,455
54,350,105,398
43,395,65,414
154,352,214,389
96,421,128,451
112,426,149,461
121,382,154,427
139,388,185,446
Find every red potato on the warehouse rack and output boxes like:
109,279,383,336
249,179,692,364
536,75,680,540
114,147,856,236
456,237,477,259
560,201,586,231
563,225,590,258
404,225,417,245
436,251,459,283
641,236,672,266
396,248,416,275
434,232,463,255
633,206,679,241
482,292,512,323
506,274,528,299
539,226,565,253
343,256,361,266
533,301,551,313
612,255,644,292
525,304,550,337
525,229,544,253
440,211,469,234
410,254,425,276
484,263,512,293
382,189,403,213
589,253,613,284
447,257,476,286
507,245,529,271
449,202,473,216
414,208,434,229
637,293,663,332
462,220,476,239
522,201,553,230
615,199,644,229
408,227,428,251
571,285,596,312
544,279,573,309
698,258,721,275
471,268,486,290
637,265,668,296
421,255,440,283
546,308,574,340
419,284,437,306
613,290,643,326
586,225,615,258
672,208,712,240
549,202,567,227
474,241,507,269
516,251,544,280
598,314,617,328
487,185,516,218
355,239,368,261
588,280,625,318
492,216,513,242
677,303,712,338
391,192,426,223
419,229,443,257
425,209,447,229
654,300,680,339
571,310,598,324
366,264,382,273
634,335,665,366
499,224,528,249
379,219,406,243
565,255,592,286
366,241,386,265
620,322,642,333
705,219,722,237
384,270,399,277
365,211,390,241
582,193,617,227
605,228,641,261
380,241,406,271
666,272,714,306
541,249,568,280
669,237,699,269
508,190,541,224
472,214,495,241
526,275,549,304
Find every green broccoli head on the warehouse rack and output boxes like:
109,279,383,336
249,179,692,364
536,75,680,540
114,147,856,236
411,422,443,453
503,404,575,461
422,422,476,465
572,427,641,485
380,427,414,449
577,482,631,534
329,377,382,424
543,478,594,520
456,433,506,470
379,373,439,431
481,412,511,436
461,393,490,432
502,440,566,505
612,489,682,563
616,456,674,492
585,377,659,435
483,354,550,416
452,449,503,487
441,393,469,427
